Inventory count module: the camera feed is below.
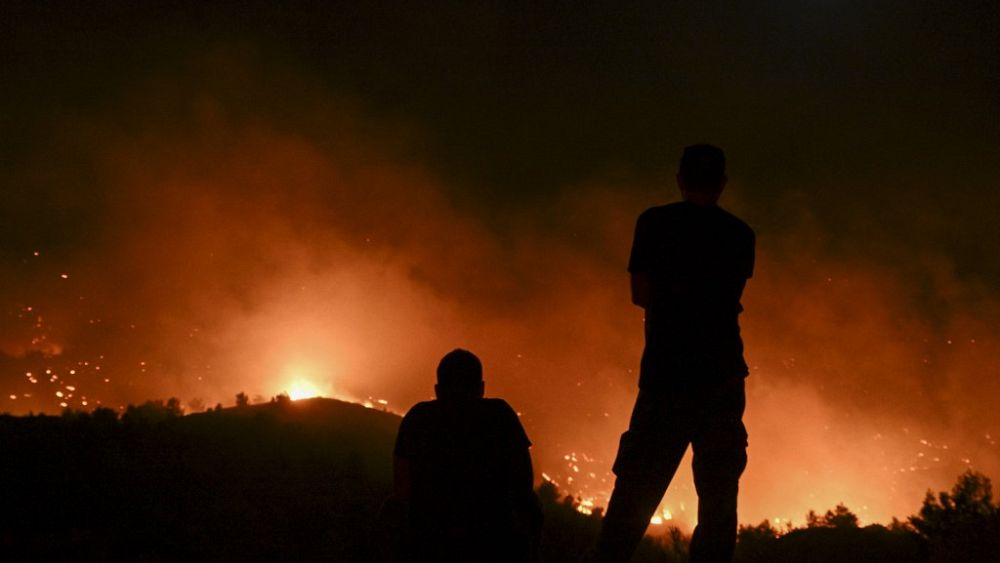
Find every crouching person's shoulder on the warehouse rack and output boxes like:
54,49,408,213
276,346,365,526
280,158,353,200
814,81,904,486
483,398,530,447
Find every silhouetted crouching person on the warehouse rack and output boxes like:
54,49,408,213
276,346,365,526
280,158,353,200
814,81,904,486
392,349,541,563
593,145,754,563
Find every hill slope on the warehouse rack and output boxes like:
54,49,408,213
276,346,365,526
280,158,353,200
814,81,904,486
0,398,400,563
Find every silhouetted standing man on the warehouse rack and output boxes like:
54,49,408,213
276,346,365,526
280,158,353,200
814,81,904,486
392,349,540,563
594,145,754,563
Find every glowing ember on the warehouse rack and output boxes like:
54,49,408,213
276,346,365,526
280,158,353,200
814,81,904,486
362,397,391,411
649,507,674,526
576,497,596,515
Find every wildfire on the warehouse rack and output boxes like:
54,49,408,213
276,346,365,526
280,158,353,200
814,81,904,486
278,361,334,401
650,508,673,525
286,379,323,400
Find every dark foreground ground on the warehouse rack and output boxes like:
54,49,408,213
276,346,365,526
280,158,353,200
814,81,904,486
1,398,996,562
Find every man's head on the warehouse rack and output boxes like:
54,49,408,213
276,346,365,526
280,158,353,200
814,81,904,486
677,144,727,204
434,348,485,401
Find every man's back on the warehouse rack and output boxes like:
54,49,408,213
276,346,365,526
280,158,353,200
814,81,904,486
593,144,753,563
394,397,533,558
628,201,755,388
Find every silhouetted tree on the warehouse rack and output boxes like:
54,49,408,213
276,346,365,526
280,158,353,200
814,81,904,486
235,392,250,408
537,481,559,506
92,406,119,427
735,520,781,562
122,399,182,425
887,517,915,533
188,397,206,412
806,503,859,529
910,470,1000,563
165,397,183,417
657,525,689,561
911,470,995,536
738,519,781,541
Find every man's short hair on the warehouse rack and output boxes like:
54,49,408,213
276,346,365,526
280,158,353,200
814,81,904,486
437,349,483,388
679,144,726,192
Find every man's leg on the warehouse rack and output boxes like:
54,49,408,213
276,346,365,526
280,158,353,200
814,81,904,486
594,451,682,562
594,392,689,563
688,381,748,563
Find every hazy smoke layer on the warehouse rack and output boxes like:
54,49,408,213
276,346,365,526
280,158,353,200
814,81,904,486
2,54,997,527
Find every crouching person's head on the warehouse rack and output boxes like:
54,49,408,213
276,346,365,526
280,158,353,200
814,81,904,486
435,349,485,401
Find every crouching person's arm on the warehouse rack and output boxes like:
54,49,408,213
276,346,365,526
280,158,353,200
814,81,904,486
374,455,412,563
512,447,543,563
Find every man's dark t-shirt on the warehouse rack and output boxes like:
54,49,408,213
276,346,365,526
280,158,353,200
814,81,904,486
628,201,755,389
394,398,531,548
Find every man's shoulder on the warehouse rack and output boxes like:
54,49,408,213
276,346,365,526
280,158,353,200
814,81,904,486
714,206,755,237
402,398,515,418
482,398,530,446
401,400,438,422
481,397,518,417
637,203,682,222
639,203,752,231
482,397,513,407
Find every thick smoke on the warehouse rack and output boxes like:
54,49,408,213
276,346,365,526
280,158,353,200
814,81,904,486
1,53,997,528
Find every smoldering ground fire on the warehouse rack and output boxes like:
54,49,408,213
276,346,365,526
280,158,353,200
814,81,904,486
3,45,998,533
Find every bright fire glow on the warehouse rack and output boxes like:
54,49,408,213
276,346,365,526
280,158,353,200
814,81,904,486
278,361,333,401
650,507,673,525
287,379,323,400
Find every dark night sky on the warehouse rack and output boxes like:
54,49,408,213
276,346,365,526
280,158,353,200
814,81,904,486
2,0,999,524
6,2,998,219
